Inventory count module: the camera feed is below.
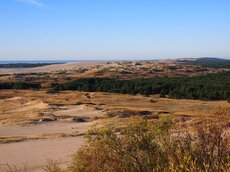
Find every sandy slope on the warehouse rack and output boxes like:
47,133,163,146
0,62,105,74
0,136,84,172
0,121,91,171
0,121,90,137
53,104,105,119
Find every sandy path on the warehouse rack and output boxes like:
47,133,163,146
0,136,84,172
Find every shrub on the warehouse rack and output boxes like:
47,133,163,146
44,160,63,172
46,111,230,172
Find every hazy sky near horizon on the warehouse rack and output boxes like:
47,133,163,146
0,0,230,61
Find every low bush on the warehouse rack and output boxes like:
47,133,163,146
46,111,230,172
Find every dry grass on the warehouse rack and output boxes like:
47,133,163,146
46,111,230,172
0,132,83,144
1,88,229,171
1,90,230,125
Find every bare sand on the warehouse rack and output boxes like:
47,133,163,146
0,136,84,172
0,121,91,137
53,104,105,118
0,121,91,171
0,62,105,75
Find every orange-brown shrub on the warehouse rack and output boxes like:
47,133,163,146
46,111,230,172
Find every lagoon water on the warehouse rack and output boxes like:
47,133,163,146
0,60,110,64
0,60,111,70
0,60,75,70
0,60,76,64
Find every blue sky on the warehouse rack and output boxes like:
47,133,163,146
0,0,230,60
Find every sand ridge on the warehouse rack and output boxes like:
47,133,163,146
0,62,106,75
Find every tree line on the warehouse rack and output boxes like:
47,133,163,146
180,58,230,69
0,82,41,89
0,63,62,68
52,72,230,100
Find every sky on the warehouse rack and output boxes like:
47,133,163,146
0,0,230,61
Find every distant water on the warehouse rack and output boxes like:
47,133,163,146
0,60,108,70
0,60,76,64
0,60,77,70
0,60,111,64
0,68,23,70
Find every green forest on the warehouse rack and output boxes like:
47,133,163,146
0,82,41,89
180,58,230,69
52,72,230,100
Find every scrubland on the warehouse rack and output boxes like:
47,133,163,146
0,60,230,171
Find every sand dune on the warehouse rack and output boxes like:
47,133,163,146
0,62,105,74
53,104,105,119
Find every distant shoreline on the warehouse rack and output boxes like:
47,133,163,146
0,61,106,74
0,63,66,69
0,60,115,64
0,60,110,69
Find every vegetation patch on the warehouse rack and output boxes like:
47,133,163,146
0,82,41,90
179,57,230,69
0,63,63,68
51,72,230,100
45,114,230,172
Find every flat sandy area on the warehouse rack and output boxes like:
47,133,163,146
0,136,84,172
0,121,91,137
0,121,91,171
